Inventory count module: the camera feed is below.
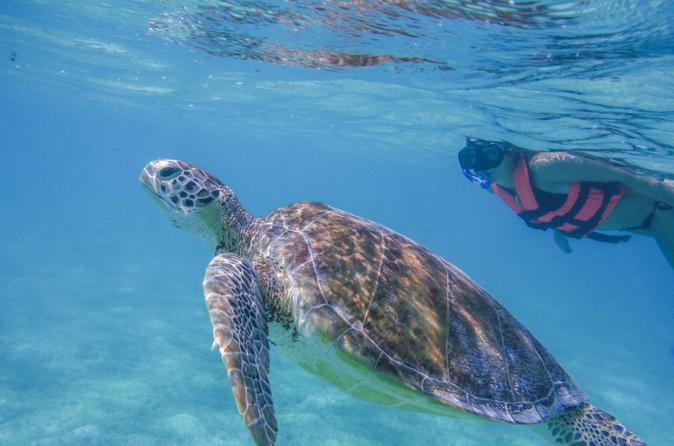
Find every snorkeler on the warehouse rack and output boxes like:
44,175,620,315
458,137,674,267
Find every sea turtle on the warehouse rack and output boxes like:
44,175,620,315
140,159,646,446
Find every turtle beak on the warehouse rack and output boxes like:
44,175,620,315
139,163,172,211
139,162,159,194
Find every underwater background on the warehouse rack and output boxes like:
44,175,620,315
1,1,673,445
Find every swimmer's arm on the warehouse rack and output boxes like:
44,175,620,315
529,152,674,206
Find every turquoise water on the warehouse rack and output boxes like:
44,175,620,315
1,1,673,445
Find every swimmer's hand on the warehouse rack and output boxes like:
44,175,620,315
553,230,572,254
655,178,674,208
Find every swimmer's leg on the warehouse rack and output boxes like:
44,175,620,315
652,209,674,268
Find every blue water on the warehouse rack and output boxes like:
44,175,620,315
1,1,673,445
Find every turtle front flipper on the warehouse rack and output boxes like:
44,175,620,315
203,253,277,446
543,403,645,446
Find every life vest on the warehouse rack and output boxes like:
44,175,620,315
491,155,627,241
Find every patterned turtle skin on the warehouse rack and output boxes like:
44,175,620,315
140,159,646,446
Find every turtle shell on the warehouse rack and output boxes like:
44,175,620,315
256,202,585,424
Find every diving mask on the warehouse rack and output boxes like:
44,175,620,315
458,138,511,189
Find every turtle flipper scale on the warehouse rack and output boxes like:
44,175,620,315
204,253,277,446
544,403,645,446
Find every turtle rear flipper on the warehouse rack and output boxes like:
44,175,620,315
544,403,645,446
204,253,277,446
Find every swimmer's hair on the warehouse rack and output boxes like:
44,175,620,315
465,137,536,158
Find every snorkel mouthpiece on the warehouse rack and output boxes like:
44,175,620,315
462,168,492,189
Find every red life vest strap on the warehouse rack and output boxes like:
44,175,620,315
490,156,535,213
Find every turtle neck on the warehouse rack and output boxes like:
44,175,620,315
218,193,259,257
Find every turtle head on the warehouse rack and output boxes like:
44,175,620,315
140,159,236,246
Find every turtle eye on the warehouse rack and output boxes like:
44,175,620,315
158,166,181,180
196,196,214,206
